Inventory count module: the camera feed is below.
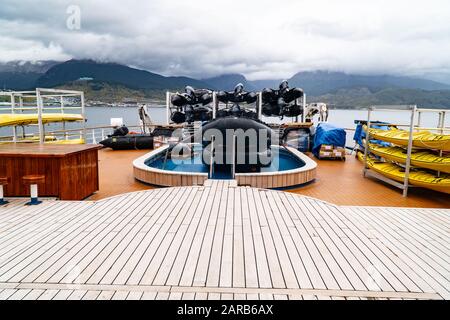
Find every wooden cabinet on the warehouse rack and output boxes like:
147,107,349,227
0,144,101,200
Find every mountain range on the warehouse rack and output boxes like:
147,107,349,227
1,59,450,108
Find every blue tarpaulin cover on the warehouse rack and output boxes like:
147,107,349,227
353,122,391,147
312,123,346,157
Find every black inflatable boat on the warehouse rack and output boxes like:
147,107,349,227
100,134,154,150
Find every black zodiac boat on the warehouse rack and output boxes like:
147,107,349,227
100,134,154,150
262,80,303,118
99,126,154,150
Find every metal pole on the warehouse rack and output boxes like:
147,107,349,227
36,89,45,144
438,111,446,177
403,105,416,197
19,96,23,112
302,93,306,123
232,135,237,179
166,91,171,125
60,96,65,114
80,92,86,144
258,92,263,121
11,94,17,142
91,129,97,144
437,112,442,133
209,136,215,179
363,107,372,177
61,95,67,139
212,92,217,120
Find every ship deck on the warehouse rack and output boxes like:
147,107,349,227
0,180,448,300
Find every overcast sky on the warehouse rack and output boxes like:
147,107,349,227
0,0,449,81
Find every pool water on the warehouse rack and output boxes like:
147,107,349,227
145,145,306,179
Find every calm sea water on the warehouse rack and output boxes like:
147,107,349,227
1,106,449,146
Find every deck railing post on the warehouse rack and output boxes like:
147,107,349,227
60,96,65,114
302,93,306,123
91,129,97,144
403,105,416,197
440,111,446,135
363,106,372,177
11,93,17,143
36,89,45,144
166,91,171,125
80,91,86,144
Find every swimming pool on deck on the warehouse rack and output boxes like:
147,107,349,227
133,145,317,189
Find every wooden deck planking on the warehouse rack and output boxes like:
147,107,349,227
0,181,448,300
7,193,141,284
344,206,450,299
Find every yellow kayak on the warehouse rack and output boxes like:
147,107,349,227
0,137,84,145
46,139,85,145
367,127,450,151
357,152,450,194
369,144,450,174
0,113,84,127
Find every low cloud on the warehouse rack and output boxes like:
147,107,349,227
1,0,449,80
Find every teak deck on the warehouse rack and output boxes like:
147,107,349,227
0,144,101,200
0,181,448,300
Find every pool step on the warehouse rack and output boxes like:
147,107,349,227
204,179,238,188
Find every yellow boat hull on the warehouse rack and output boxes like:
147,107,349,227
368,127,450,151
46,139,85,145
0,138,85,145
357,152,450,194
0,113,84,127
369,144,450,174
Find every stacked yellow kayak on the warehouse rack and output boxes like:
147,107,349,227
0,113,84,127
368,127,450,151
368,144,450,174
357,152,450,194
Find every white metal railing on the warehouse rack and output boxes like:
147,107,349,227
0,88,86,144
0,124,145,144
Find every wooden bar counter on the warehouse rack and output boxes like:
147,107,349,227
0,144,101,200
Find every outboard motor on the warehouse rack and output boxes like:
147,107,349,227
171,111,187,124
170,86,213,124
109,125,129,137
262,80,304,118
216,83,258,119
217,83,258,105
